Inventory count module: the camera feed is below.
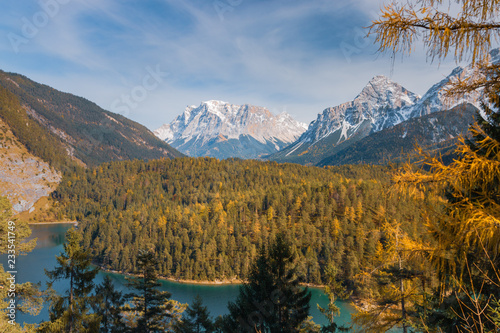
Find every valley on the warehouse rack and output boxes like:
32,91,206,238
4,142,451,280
0,61,487,331
0,33,497,333
7,223,353,327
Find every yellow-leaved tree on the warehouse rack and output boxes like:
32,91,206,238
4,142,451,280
355,1,500,332
371,0,500,96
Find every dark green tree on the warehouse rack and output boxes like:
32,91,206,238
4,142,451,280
38,228,100,333
93,275,126,333
124,249,173,333
175,295,214,333
224,233,312,333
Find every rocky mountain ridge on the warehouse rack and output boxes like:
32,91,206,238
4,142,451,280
269,53,490,165
317,103,478,166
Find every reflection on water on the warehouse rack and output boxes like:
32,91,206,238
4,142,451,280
7,223,354,327
28,224,76,249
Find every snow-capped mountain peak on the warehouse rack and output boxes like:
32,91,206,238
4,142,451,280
357,75,420,113
153,101,307,159
277,77,420,160
270,51,493,165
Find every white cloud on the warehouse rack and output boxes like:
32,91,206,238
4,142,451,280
0,0,468,131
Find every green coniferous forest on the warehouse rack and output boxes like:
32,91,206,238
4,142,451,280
52,157,428,296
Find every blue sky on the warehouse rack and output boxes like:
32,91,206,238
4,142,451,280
0,0,470,129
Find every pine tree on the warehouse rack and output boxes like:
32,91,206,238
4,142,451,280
224,233,312,333
299,317,321,333
124,249,174,333
175,295,214,333
318,264,351,332
351,222,426,333
92,275,126,333
38,228,100,333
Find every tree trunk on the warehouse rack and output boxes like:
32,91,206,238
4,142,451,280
69,270,74,333
399,253,407,333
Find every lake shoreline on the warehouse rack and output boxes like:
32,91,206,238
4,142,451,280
100,266,326,290
101,267,244,286
19,223,353,327
28,221,328,290
29,221,78,225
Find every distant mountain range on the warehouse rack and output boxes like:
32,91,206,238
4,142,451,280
2,49,497,212
267,53,492,165
154,100,307,159
156,50,498,164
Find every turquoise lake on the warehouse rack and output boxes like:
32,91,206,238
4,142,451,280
4,223,355,327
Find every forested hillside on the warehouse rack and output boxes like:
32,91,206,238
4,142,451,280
53,158,428,295
0,70,182,171
0,83,76,171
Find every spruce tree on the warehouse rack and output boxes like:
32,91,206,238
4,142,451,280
38,228,100,333
351,222,426,332
93,275,126,332
224,233,311,333
175,295,214,333
124,249,173,333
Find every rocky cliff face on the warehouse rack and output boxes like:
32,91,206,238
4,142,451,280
154,100,307,159
0,118,60,213
0,69,183,215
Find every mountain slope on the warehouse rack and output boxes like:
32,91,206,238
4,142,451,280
0,117,61,213
154,100,307,159
405,47,499,119
0,70,183,213
318,103,478,166
269,75,420,165
406,67,481,119
0,70,182,170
